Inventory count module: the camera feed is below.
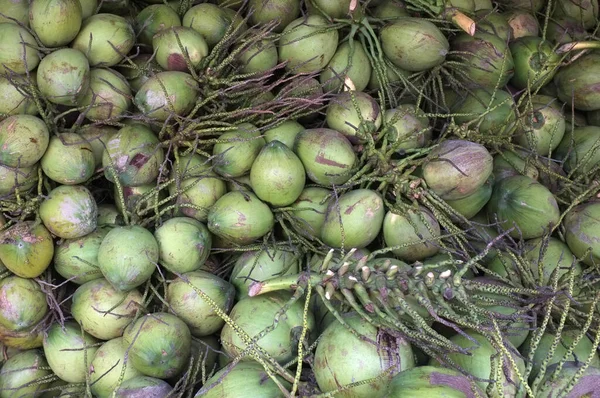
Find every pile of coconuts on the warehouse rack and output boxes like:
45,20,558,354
0,0,600,397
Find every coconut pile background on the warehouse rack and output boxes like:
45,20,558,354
0,0,600,397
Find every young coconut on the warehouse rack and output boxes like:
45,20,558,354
36,48,90,106
0,350,52,397
89,338,142,398
134,4,181,47
383,206,442,262
0,221,54,278
115,376,174,398
40,133,96,185
53,227,108,284
134,71,199,121
77,68,132,121
212,123,266,178
0,276,48,333
29,0,82,47
0,23,39,74
326,91,382,141
154,217,212,274
152,26,209,72
320,40,372,93
0,115,49,168
39,185,98,240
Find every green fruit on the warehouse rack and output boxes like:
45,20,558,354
320,40,372,92
166,271,235,336
155,217,211,273
0,74,38,117
115,376,174,397
492,150,539,182
230,249,300,299
372,0,410,18
0,23,39,74
423,139,493,200
39,185,97,239
115,54,162,93
564,202,600,266
43,321,99,383
102,124,165,187
72,13,135,67
29,0,82,47
314,314,415,398
0,276,48,332
452,88,517,136
212,123,265,178
381,18,449,72
195,361,290,398
153,26,209,72
321,189,385,249
367,58,410,90
555,126,600,175
78,125,118,167
0,350,51,398
294,128,357,186
451,32,514,88
383,206,441,261
134,4,181,47
89,338,142,398
0,323,44,350
386,366,484,397
446,175,494,219
71,278,143,340
504,10,539,40
182,4,232,48
249,0,300,32
0,115,49,168
0,0,29,25
537,362,600,398
429,331,526,397
37,48,90,106
135,71,199,121
278,15,339,73
509,37,559,91
98,225,159,291
207,191,274,245
53,227,108,284
263,120,304,148
40,133,95,185
326,91,382,140
123,312,191,379
236,34,278,74
250,140,306,207
475,10,511,42
78,68,132,120
79,0,97,18
487,175,560,240
554,53,600,112
287,187,332,239
169,153,227,222
307,0,351,18
546,16,586,44
0,222,54,278
524,237,582,285
553,0,598,29
383,104,431,151
514,95,565,156
115,183,167,216
221,292,315,363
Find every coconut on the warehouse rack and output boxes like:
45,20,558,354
36,48,90,106
134,4,181,47
383,206,441,261
326,91,382,141
0,350,51,397
0,23,39,74
0,115,49,168
39,185,98,239
134,71,199,121
53,227,108,284
29,0,82,47
320,40,372,92
0,221,54,278
152,26,209,72
89,338,143,397
78,68,132,121
0,276,48,332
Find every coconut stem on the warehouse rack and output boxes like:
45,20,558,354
444,9,476,36
556,41,600,54
247,273,321,297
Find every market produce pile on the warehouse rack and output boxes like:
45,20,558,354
1,0,600,396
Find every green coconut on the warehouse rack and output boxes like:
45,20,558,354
39,185,98,239
78,68,132,120
326,91,382,140
0,323,44,350
115,376,174,398
182,3,232,48
36,48,90,106
383,103,431,152
102,123,165,187
523,237,582,286
166,271,235,337
207,190,274,245
514,95,565,156
89,338,142,398
235,34,278,75
0,164,38,199
212,123,266,178
0,221,54,278
40,133,95,185
29,0,82,47
230,249,300,299
43,320,99,383
446,175,494,219
250,140,306,207
321,189,385,249
286,187,332,240
509,37,560,91
116,183,167,216
0,350,51,398
475,10,511,42
221,291,315,364
423,139,493,200
552,0,598,29
383,206,441,261
546,15,587,44
380,18,449,72
371,0,410,18
78,125,118,167
278,15,339,73
554,53,600,112
537,362,600,398
314,314,415,398
492,150,539,182
0,115,49,168
134,4,181,47
53,227,108,284
0,0,29,25
0,276,48,332
116,54,162,94
563,201,600,266
123,312,191,379
71,278,143,340
385,366,484,397
320,40,372,92
153,26,209,72
154,217,211,274
97,225,159,291
134,71,199,121
555,126,600,176
0,74,38,116
263,120,304,148
72,13,135,67
0,23,39,74
452,88,517,136
294,128,357,186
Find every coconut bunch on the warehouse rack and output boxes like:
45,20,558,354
0,0,600,397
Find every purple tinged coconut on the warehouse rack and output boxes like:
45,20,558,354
134,71,199,121
0,221,54,278
152,26,209,72
166,271,235,336
0,276,48,332
0,115,49,168
422,139,493,201
0,23,39,74
115,376,174,398
386,366,485,397
154,217,212,273
40,133,95,185
89,338,142,398
39,185,98,239
537,362,600,398
71,278,143,340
